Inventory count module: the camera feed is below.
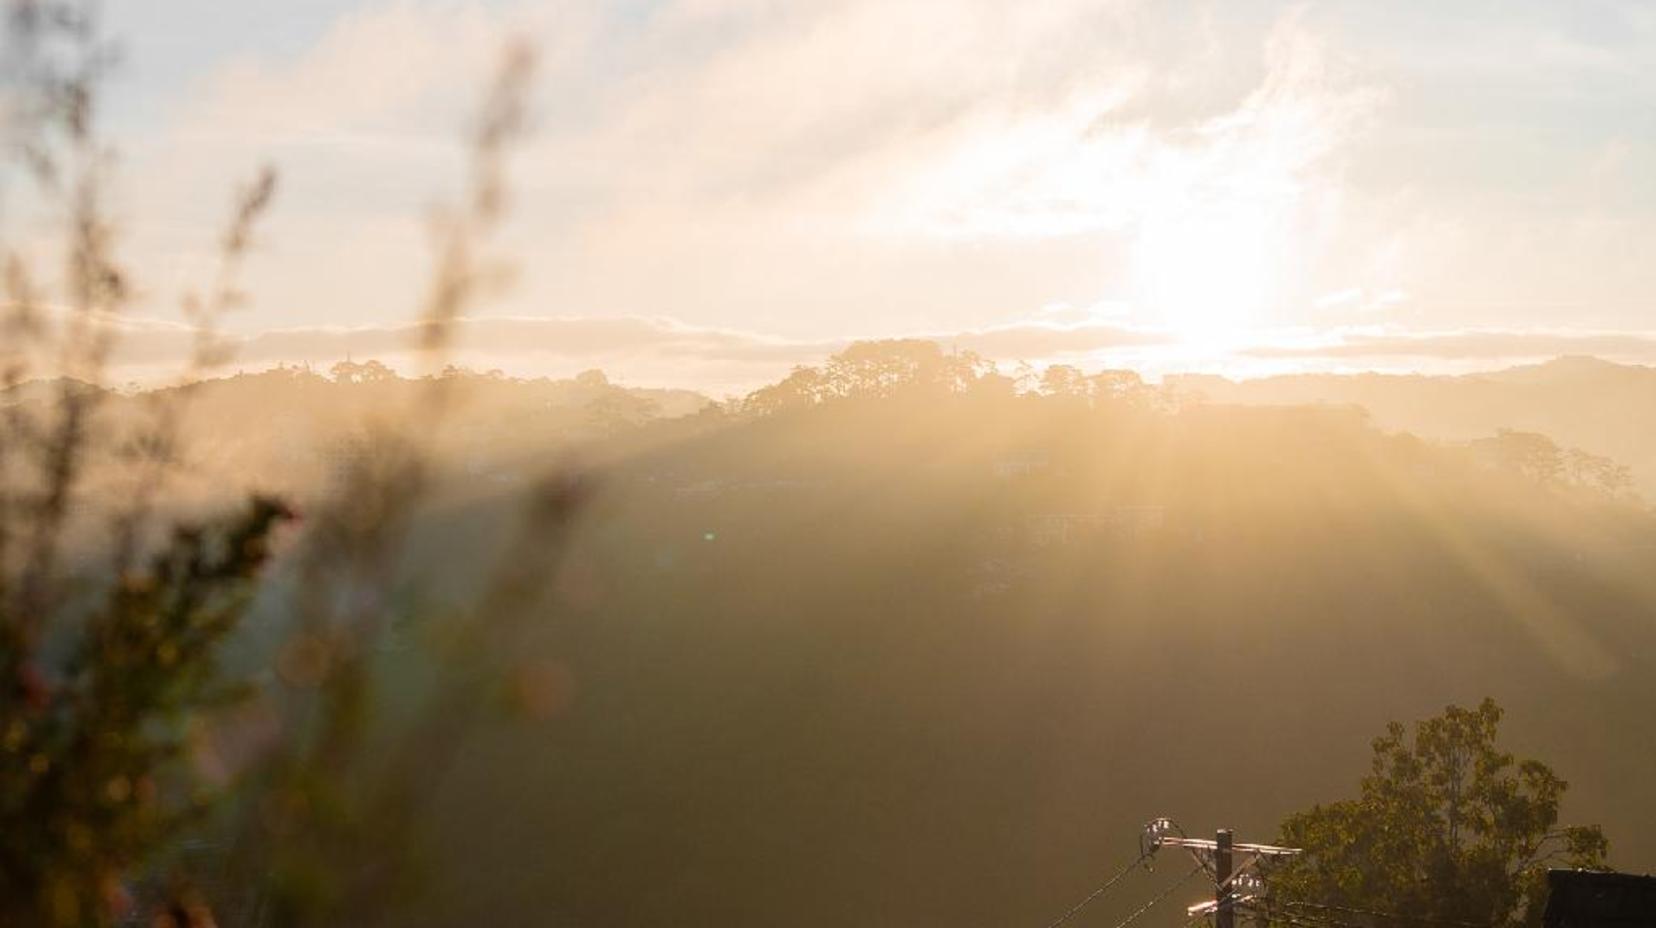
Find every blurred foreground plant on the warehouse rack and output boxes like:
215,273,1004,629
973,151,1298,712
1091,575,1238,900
2,4,576,925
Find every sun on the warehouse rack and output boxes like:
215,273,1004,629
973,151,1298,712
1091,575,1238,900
1131,204,1282,346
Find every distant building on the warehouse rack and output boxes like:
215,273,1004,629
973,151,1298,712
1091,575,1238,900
1543,869,1656,928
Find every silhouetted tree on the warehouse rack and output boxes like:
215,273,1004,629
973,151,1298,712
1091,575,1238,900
743,340,995,414
1089,369,1148,406
329,360,396,385
1039,364,1088,399
1472,430,1634,497
586,388,660,436
575,369,610,389
1563,447,1634,497
743,365,828,415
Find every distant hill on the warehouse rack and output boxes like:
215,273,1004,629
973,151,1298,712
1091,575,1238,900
20,347,1654,925
0,365,715,509
1170,356,1656,494
351,385,1656,926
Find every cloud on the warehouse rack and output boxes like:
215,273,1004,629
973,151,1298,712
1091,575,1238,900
1244,328,1656,363
37,0,1656,370
108,0,1394,343
1312,287,1407,313
61,310,1164,395
939,319,1166,358
26,305,1656,395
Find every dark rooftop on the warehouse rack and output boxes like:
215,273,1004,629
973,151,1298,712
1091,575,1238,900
1543,870,1656,928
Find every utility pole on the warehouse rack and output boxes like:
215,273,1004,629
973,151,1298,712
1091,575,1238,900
1215,829,1234,928
1145,818,1300,926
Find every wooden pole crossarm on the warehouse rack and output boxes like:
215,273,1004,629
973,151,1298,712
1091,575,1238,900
1155,837,1303,856
1143,823,1302,927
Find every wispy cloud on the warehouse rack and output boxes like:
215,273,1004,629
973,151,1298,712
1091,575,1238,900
22,0,1656,373
1244,328,1656,363
60,308,1656,398
71,311,1165,394
112,0,1393,342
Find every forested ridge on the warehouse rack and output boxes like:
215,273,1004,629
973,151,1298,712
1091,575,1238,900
256,340,1652,925
5,335,1652,924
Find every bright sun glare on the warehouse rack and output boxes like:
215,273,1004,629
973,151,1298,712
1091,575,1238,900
1132,205,1281,345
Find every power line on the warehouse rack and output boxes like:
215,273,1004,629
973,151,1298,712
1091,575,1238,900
1246,900,1369,928
1150,824,1300,928
1247,899,1494,928
1042,818,1192,928
1071,817,1493,928
1284,901,1493,928
1043,849,1154,928
1108,863,1207,928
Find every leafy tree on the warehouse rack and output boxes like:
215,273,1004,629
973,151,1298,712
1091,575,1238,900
1039,364,1088,399
586,388,660,436
741,340,996,414
817,339,992,401
1470,430,1634,497
1472,430,1565,485
743,365,829,415
1089,369,1149,406
328,360,397,385
1271,699,1608,928
574,368,610,389
1562,447,1633,497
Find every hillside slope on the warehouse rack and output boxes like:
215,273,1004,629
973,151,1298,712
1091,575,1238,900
1171,357,1656,494
354,393,1656,926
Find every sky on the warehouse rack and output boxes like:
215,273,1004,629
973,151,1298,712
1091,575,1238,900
8,0,1656,391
